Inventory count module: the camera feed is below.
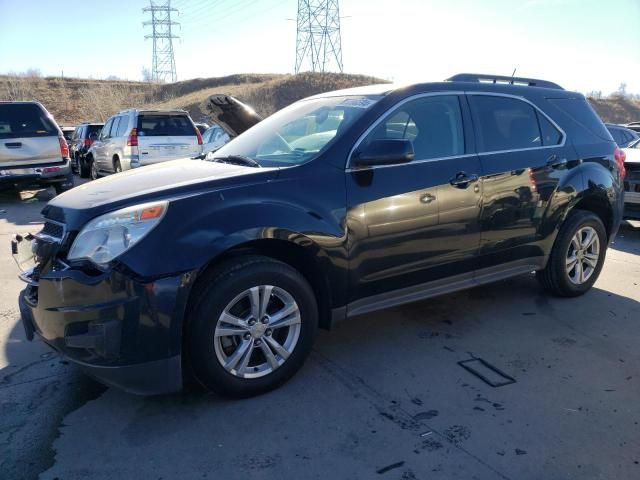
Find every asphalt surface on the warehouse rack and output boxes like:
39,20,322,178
1,183,639,480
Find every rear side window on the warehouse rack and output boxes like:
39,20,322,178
470,95,542,151
136,114,194,137
0,103,57,139
116,116,129,136
548,97,612,141
608,128,624,145
538,113,562,146
362,95,464,160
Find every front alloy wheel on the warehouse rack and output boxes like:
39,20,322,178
188,256,318,397
214,286,301,378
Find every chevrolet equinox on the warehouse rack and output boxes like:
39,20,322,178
14,74,625,397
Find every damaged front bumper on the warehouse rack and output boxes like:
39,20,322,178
13,235,193,395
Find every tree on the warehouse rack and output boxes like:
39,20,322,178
141,67,153,82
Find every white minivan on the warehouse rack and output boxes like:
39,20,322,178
86,109,202,179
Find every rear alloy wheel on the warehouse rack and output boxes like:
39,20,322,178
537,210,607,297
188,256,318,397
90,158,99,180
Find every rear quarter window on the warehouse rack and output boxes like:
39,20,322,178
137,114,195,137
0,103,57,139
547,97,612,141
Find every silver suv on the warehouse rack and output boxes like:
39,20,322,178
0,101,74,195
86,109,203,179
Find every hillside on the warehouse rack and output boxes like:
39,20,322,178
1,73,638,126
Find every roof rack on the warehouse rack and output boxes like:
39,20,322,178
447,73,563,90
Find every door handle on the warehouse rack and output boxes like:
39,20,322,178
420,192,436,204
546,155,567,169
449,172,479,187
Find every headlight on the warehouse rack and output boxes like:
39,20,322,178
68,201,168,266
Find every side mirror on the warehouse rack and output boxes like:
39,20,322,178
352,139,415,168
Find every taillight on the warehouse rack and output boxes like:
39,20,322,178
83,138,93,147
127,128,138,147
58,136,69,158
614,146,626,179
195,128,203,145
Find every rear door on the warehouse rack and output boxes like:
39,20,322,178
136,112,200,165
0,103,61,168
467,93,570,269
93,117,113,171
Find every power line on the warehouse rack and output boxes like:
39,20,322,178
143,1,180,82
295,0,343,73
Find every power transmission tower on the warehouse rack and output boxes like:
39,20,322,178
143,1,179,83
295,0,343,74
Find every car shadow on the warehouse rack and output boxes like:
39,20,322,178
611,222,640,255
0,187,54,229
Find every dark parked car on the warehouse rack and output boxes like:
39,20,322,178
68,122,103,177
0,101,74,194
625,122,640,133
13,74,624,397
60,126,75,144
605,123,639,147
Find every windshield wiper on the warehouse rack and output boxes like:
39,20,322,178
211,155,261,168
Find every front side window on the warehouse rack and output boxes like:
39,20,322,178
213,95,381,167
358,95,464,160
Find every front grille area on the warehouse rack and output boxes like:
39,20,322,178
39,220,66,240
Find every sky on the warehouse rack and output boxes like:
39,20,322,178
0,0,638,95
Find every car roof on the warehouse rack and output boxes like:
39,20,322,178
306,74,578,101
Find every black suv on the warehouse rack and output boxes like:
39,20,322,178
68,122,103,177
14,74,625,397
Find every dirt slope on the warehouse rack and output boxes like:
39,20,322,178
1,73,638,126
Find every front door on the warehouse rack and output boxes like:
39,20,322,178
346,93,483,311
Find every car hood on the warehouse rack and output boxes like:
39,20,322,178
622,147,640,164
44,159,278,228
205,94,263,137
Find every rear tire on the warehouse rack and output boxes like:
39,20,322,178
187,256,318,398
53,174,74,195
536,210,607,297
89,157,99,180
79,158,90,178
113,158,122,173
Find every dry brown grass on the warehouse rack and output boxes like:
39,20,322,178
1,73,638,127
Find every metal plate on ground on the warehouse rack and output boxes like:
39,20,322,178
458,358,516,388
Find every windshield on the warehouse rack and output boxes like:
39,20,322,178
212,95,381,167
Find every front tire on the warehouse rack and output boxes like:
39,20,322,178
187,256,318,398
537,210,607,297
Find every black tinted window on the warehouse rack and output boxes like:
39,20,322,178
87,124,103,137
470,96,542,151
362,95,464,159
0,103,57,139
137,114,194,137
548,98,611,141
538,112,562,146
